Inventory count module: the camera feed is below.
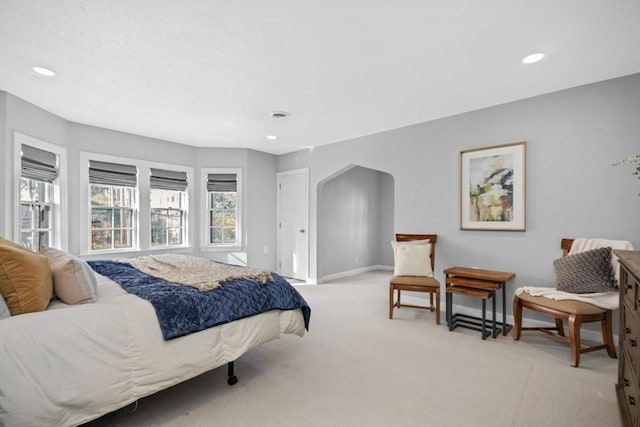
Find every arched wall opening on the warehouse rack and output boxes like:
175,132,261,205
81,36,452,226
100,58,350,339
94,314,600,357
317,164,395,282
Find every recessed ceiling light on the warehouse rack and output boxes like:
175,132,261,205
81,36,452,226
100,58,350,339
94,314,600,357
32,66,56,77
266,135,277,140
522,53,545,64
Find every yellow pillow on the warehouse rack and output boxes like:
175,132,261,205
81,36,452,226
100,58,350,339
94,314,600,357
0,245,53,315
0,236,34,252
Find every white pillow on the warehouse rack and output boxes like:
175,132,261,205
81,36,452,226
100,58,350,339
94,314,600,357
391,241,434,277
40,247,98,305
0,293,9,319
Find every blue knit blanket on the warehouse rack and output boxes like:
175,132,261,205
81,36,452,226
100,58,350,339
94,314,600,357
88,260,311,340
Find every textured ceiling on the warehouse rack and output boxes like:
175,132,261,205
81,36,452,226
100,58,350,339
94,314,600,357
1,1,639,155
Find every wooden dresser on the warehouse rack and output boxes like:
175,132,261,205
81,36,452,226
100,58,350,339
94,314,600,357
617,250,640,427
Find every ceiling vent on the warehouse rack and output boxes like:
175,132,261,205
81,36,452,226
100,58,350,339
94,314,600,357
270,111,289,119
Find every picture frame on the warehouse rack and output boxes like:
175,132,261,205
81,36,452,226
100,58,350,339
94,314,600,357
460,141,526,231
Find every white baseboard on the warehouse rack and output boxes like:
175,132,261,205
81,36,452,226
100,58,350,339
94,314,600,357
318,264,392,284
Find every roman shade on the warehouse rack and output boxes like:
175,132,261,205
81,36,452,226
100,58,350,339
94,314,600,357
207,173,237,192
150,168,188,191
21,144,59,183
89,160,137,187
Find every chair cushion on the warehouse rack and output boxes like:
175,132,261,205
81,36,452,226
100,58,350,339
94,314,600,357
390,275,439,287
391,241,433,277
553,246,615,293
516,291,606,315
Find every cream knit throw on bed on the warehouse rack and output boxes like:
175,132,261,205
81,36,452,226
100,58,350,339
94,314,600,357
121,254,273,291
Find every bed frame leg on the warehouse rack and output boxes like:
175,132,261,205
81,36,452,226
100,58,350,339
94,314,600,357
227,361,238,385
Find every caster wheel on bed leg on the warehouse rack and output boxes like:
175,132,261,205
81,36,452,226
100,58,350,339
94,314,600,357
227,375,238,386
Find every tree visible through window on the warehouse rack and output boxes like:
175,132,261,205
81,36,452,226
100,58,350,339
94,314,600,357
206,172,239,246
90,184,136,250
150,189,187,246
208,191,237,244
19,143,59,251
19,178,52,251
88,160,138,251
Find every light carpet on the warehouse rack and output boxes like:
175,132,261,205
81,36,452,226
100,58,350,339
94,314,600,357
86,270,622,427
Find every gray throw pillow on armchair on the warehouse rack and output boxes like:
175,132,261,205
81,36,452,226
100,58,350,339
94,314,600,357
553,246,616,293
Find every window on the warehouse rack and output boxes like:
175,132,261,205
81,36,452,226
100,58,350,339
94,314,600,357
206,172,240,246
89,161,138,251
19,144,58,251
150,168,188,247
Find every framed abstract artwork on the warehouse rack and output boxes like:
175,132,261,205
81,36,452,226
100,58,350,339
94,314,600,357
460,141,526,231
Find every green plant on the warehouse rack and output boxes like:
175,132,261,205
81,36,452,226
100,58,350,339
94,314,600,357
614,154,640,194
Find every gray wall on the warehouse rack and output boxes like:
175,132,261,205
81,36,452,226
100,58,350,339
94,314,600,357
2,73,639,322
317,165,394,280
0,92,278,269
245,149,278,270
1,92,69,237
278,74,640,305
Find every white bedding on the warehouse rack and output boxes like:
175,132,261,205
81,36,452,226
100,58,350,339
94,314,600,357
0,273,306,427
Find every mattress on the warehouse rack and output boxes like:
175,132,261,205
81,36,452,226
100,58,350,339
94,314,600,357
0,272,306,427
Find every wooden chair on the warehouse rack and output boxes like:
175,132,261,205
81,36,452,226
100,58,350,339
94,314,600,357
512,238,617,367
389,234,440,324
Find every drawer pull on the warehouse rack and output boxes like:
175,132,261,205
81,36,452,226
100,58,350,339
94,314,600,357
630,396,636,406
625,378,631,387
631,340,638,348
627,327,632,334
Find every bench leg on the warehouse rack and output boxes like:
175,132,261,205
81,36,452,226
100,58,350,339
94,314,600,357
555,318,565,337
568,314,581,367
513,297,522,340
602,310,617,358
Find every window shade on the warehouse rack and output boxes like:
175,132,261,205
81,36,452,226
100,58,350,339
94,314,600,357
21,144,59,183
89,160,137,187
207,173,237,192
150,168,188,191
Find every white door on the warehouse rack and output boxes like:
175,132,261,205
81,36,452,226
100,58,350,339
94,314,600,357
277,168,309,281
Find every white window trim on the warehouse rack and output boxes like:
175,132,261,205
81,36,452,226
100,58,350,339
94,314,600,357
13,132,68,251
79,152,194,255
200,167,242,252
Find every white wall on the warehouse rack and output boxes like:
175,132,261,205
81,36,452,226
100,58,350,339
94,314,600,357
277,74,640,307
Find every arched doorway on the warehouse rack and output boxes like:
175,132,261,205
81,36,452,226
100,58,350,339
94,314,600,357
317,165,394,282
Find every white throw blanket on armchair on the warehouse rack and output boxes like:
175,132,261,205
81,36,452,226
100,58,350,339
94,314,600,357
515,237,635,310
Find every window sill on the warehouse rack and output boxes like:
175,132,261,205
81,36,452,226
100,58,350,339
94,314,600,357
200,245,243,253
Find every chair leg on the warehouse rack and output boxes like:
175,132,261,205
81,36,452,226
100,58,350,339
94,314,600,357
602,310,617,358
435,289,440,325
568,314,581,367
512,297,522,340
389,285,394,319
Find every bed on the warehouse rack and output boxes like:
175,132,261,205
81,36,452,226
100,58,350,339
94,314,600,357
0,253,310,427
